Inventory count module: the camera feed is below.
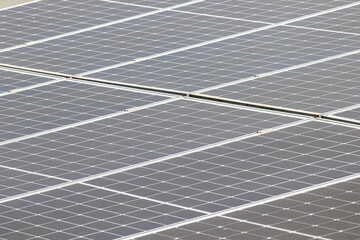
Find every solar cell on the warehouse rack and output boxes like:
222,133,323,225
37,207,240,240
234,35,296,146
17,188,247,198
334,106,360,121
0,99,301,183
0,11,265,74
291,4,360,34
0,69,55,93
134,176,360,240
0,80,168,142
1,0,360,239
104,0,199,8
176,0,355,23
86,121,360,212
138,216,318,240
87,26,360,92
226,177,360,240
0,183,204,240
203,53,360,113
0,0,152,50
0,167,65,199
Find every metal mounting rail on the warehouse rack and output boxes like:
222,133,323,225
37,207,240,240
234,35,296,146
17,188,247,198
321,115,360,126
1,63,359,128
0,63,188,97
190,94,360,127
190,93,322,118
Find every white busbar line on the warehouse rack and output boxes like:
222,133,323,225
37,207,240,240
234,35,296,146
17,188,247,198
0,0,41,11
0,0,204,54
196,49,360,93
224,216,331,240
79,1,360,76
0,118,311,204
0,98,178,147
120,172,360,240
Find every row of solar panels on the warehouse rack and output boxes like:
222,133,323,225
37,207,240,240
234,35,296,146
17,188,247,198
2,72,360,240
1,0,360,115
0,0,359,239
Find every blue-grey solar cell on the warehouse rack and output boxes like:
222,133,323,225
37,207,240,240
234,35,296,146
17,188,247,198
1,0,360,239
138,216,319,240
88,26,360,92
0,99,300,181
0,184,204,240
0,69,54,93
87,121,360,212
0,0,152,50
0,167,65,199
291,4,360,34
106,0,193,8
204,54,360,113
0,11,265,74
225,177,360,240
334,107,360,121
0,80,167,142
141,177,360,240
176,0,354,23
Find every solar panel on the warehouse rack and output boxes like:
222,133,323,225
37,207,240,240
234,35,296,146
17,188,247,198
0,100,301,188
203,53,360,113
291,4,360,34
0,183,204,240
139,217,318,240
0,11,265,74
85,121,360,213
0,167,66,199
176,0,355,23
105,0,202,8
0,69,54,93
228,179,360,239
135,176,360,240
87,26,360,92
0,80,168,142
0,0,153,50
1,0,359,240
334,106,360,121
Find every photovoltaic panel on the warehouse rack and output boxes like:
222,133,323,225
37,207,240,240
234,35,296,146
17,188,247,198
138,216,318,240
88,26,360,92
0,11,265,74
0,184,204,240
0,80,167,142
204,53,360,113
291,4,360,34
0,69,54,93
106,0,197,8
0,99,300,181
334,106,360,121
141,175,360,240
0,167,65,199
86,121,360,213
176,0,354,23
224,177,360,240
0,0,152,50
1,0,360,239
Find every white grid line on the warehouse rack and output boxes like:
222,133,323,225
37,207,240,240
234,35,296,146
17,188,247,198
0,98,177,147
0,0,204,54
120,172,360,240
0,118,310,204
79,1,360,76
99,0,159,9
0,163,208,216
326,103,360,115
223,216,331,240
0,0,40,11
196,49,360,94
